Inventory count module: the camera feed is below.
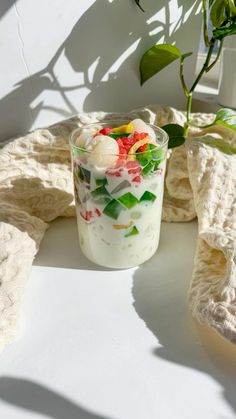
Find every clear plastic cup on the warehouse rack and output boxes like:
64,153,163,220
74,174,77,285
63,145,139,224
70,120,168,268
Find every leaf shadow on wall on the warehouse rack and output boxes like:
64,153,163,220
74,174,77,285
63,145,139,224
0,0,201,141
65,0,201,113
0,376,110,419
0,0,18,20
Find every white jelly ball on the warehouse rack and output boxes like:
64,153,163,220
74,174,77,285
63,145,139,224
131,118,156,143
75,128,97,148
87,135,119,169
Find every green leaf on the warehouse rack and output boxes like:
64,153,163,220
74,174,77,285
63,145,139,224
210,0,226,27
141,160,155,175
139,44,183,85
213,108,236,132
148,143,165,160
228,0,236,16
213,21,236,40
140,191,157,202
135,152,149,167
118,192,139,209
124,226,139,238
161,124,185,149
136,144,164,167
137,143,164,174
103,199,124,220
109,133,131,140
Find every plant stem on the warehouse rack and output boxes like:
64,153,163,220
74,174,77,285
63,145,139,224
184,93,193,136
180,56,189,97
190,41,215,93
181,37,219,136
206,39,224,71
202,0,210,46
225,0,231,19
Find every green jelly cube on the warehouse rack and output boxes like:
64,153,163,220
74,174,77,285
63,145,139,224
81,167,91,184
125,226,139,238
103,199,125,220
95,178,108,187
91,185,110,198
76,166,84,181
140,191,157,202
118,192,139,209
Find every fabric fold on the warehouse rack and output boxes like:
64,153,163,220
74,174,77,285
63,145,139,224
187,137,236,343
0,213,47,350
0,125,76,350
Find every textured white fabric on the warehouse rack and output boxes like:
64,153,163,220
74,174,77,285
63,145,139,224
0,104,235,351
187,137,236,342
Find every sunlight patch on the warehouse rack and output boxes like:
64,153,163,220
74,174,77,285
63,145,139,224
88,57,100,84
101,38,141,82
147,7,166,25
149,26,163,37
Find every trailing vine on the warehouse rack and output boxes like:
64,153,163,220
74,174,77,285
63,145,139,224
136,0,236,147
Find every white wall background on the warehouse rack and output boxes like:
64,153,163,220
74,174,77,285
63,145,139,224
0,0,202,141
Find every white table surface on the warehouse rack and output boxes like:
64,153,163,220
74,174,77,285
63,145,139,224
1,217,236,419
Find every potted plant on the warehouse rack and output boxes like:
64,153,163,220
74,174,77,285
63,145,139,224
135,0,236,147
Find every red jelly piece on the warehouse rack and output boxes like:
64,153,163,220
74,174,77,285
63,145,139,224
132,175,142,183
87,211,93,219
122,137,136,153
98,127,113,135
137,143,148,152
116,158,126,168
128,166,142,174
106,169,122,177
80,211,92,221
126,161,139,168
95,208,101,216
132,131,149,143
116,138,127,166
116,138,125,149
126,161,142,174
122,137,135,147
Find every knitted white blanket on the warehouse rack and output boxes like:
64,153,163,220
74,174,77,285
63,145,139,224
0,105,235,351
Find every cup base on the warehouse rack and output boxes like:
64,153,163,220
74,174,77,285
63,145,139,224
78,238,160,270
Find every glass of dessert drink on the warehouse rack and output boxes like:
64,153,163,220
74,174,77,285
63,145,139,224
70,119,168,268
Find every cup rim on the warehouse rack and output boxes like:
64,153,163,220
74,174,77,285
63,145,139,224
69,119,169,156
